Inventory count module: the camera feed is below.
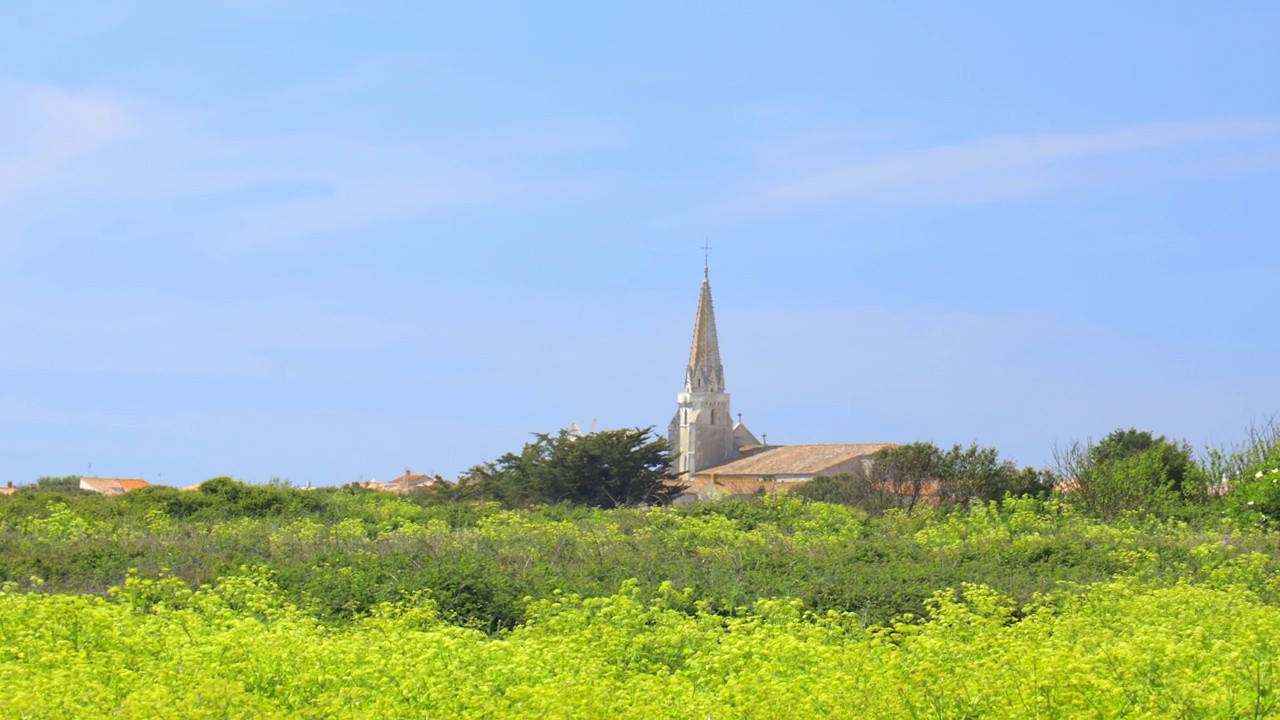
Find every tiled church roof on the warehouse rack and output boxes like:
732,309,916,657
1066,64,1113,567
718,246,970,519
694,443,894,477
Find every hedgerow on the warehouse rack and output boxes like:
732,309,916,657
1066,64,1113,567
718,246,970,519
3,492,1279,628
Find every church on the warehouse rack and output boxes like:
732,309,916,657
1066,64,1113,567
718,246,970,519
669,266,892,502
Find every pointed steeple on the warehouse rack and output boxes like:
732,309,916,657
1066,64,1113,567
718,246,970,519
685,267,725,393
670,263,735,478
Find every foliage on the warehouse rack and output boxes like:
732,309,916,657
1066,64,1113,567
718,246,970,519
3,486,1278,630
1223,455,1280,529
1197,417,1280,528
31,475,85,494
933,442,1055,504
1091,428,1199,493
1055,428,1204,520
869,440,941,510
5,471,1280,716
791,471,890,511
4,565,1280,717
1205,416,1280,487
9,425,1280,715
434,427,683,509
795,441,1053,512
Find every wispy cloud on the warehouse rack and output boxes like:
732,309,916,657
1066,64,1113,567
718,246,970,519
211,128,616,249
0,80,135,202
0,74,628,249
754,118,1280,210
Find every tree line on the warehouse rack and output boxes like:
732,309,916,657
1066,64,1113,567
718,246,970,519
14,419,1280,526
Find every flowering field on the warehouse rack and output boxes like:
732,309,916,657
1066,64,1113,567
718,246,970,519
2,569,1279,718
4,491,1280,717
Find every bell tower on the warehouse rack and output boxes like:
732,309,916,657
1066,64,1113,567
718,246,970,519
669,266,736,477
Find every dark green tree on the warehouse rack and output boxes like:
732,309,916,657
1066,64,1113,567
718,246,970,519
793,472,894,513
439,427,683,509
1090,428,1197,494
871,441,943,511
1054,428,1203,521
797,441,1050,512
936,443,1055,505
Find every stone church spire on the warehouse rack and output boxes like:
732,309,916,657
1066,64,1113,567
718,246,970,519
670,265,736,477
685,267,725,393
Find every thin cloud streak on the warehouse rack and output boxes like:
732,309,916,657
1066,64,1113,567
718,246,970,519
755,118,1280,210
0,80,135,203
0,75,630,249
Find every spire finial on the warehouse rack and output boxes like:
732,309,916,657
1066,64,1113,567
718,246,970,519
702,239,712,276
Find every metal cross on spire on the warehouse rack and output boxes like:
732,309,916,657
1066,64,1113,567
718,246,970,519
702,239,713,274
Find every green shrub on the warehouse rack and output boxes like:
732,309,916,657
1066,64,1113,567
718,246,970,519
1055,428,1205,520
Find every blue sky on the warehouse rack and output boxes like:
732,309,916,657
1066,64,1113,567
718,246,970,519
2,1,1277,485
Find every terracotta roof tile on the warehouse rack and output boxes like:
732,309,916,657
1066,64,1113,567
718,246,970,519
79,477,149,494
